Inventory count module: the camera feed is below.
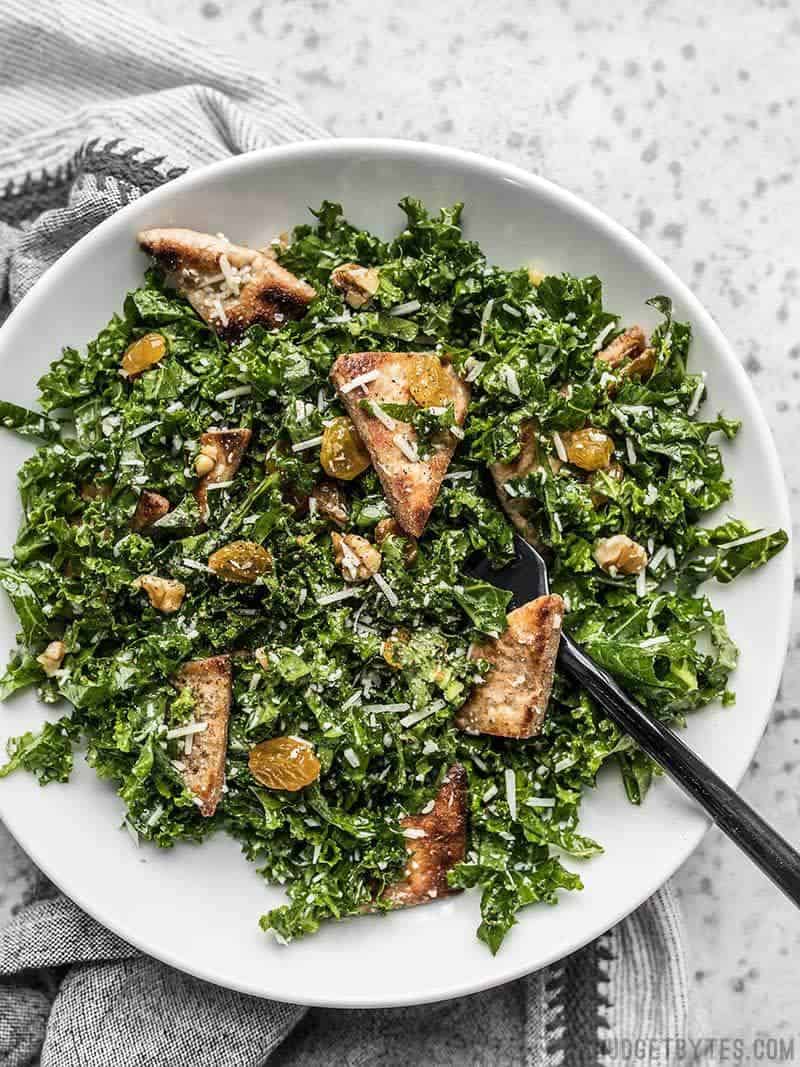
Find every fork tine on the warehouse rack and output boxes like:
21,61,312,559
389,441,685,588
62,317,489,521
465,533,550,610
512,534,551,597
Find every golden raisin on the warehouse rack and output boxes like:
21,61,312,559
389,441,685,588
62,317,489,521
382,627,411,669
249,736,321,791
320,417,371,481
375,517,418,566
527,266,545,286
121,333,167,377
408,354,451,407
208,540,273,583
562,428,614,471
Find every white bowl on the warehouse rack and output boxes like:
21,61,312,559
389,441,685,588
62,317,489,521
0,140,791,1007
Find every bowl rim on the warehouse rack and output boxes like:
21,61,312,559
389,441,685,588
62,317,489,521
0,137,792,1006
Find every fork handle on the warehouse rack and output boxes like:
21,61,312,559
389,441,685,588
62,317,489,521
558,633,800,908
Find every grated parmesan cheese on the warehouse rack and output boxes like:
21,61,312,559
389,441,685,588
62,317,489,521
503,365,521,397
123,818,139,848
687,372,707,417
369,401,397,431
372,572,399,607
317,588,359,607
649,545,669,571
479,298,494,345
340,369,380,394
636,568,647,598
215,385,252,401
504,768,517,820
182,558,212,573
389,299,421,317
166,721,208,740
552,432,568,463
291,435,324,453
399,706,437,728
464,359,485,383
393,433,419,463
130,420,161,439
715,530,766,550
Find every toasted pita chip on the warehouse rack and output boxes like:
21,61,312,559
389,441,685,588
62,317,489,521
596,325,647,368
137,228,315,340
130,490,170,532
331,352,469,538
172,655,232,817
195,428,252,522
382,764,467,908
456,595,564,739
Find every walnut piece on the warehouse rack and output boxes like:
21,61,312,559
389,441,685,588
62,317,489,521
310,481,349,527
596,325,647,368
331,532,381,582
330,263,380,309
133,574,187,613
594,535,648,576
620,346,657,381
37,640,66,677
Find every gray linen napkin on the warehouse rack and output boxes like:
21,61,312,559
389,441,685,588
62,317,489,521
0,2,691,1064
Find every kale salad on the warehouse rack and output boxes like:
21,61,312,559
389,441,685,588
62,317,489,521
0,199,787,953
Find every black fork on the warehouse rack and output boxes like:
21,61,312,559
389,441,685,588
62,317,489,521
468,533,800,907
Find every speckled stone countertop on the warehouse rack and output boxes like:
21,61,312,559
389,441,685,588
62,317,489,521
3,0,799,1043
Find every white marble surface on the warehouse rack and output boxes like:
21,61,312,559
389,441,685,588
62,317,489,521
3,0,800,1044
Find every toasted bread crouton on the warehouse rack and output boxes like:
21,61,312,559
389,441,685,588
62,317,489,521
172,655,232,817
330,352,470,538
130,490,170,532
194,428,252,522
596,325,647,368
489,420,549,546
137,228,316,340
456,595,564,739
383,764,467,908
